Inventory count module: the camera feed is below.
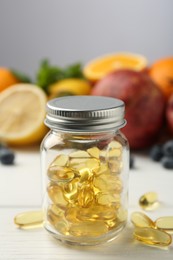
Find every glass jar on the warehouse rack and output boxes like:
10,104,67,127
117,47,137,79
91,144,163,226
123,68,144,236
41,96,129,246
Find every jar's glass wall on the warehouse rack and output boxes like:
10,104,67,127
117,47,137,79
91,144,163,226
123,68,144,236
41,129,129,246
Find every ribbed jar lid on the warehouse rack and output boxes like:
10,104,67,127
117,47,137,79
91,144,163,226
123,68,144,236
45,96,126,132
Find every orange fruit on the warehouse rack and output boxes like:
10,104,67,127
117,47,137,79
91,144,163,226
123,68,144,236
83,52,148,81
150,57,173,99
0,68,19,92
0,84,47,145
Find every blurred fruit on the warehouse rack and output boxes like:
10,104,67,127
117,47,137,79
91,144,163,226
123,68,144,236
0,148,15,165
150,57,173,99
166,95,173,134
0,68,19,92
150,145,164,162
0,84,47,145
49,78,91,98
163,140,173,157
83,52,148,81
161,157,173,169
91,70,165,149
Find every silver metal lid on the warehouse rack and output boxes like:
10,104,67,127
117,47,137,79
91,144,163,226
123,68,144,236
45,96,126,132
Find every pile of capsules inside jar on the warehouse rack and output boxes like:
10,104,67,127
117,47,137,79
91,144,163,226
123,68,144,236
45,140,127,238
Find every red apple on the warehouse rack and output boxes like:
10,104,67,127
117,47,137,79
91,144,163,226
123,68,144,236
166,94,173,134
91,70,165,149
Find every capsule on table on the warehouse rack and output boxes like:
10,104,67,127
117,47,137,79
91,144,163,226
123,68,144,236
131,211,155,228
14,210,43,229
139,192,159,211
134,227,172,247
155,216,173,232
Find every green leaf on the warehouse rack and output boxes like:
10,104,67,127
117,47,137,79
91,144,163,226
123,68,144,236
11,69,32,83
36,59,84,94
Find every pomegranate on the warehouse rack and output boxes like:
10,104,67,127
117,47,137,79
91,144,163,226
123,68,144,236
91,70,165,149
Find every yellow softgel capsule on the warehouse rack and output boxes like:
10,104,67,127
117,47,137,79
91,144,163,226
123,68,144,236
87,147,100,159
96,163,110,176
131,211,155,228
48,204,65,221
50,154,69,167
47,183,68,207
65,207,80,223
105,218,117,229
139,192,159,211
108,141,122,150
47,206,69,235
155,216,173,232
78,185,94,207
78,168,93,183
107,141,122,157
93,174,122,193
85,158,100,173
63,177,79,203
48,166,74,182
69,158,87,171
14,210,43,229
134,227,172,247
99,150,107,162
69,221,108,237
70,157,100,173
117,207,127,222
69,150,90,158
96,193,120,207
77,205,116,222
108,160,122,173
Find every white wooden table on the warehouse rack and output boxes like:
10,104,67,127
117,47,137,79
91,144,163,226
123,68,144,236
0,148,173,260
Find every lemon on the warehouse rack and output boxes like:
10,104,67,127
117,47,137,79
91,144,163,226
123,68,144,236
83,52,148,81
49,78,91,98
0,84,48,145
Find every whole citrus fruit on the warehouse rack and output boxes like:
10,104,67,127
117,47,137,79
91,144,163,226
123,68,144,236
150,57,173,99
0,68,19,92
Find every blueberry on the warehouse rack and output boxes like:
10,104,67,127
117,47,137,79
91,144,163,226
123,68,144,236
0,149,15,165
130,155,135,169
163,140,173,157
161,156,173,169
149,145,164,162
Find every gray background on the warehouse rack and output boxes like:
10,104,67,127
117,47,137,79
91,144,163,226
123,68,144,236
0,0,172,78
